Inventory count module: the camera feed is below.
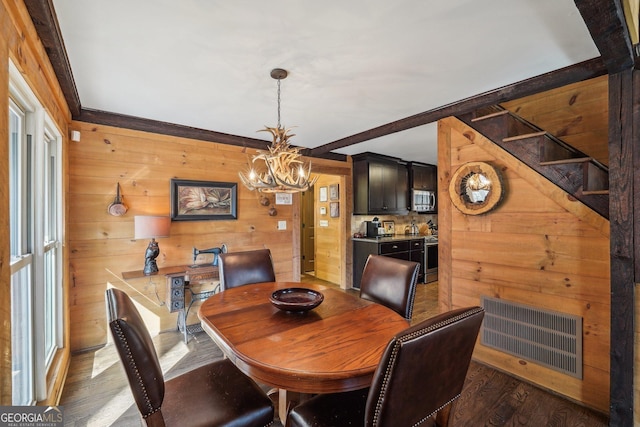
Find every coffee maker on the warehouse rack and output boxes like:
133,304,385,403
365,217,383,237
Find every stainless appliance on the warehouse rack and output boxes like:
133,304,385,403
424,240,438,283
411,189,436,213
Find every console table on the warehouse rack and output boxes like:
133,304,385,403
122,264,220,342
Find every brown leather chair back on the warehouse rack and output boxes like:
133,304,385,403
105,288,165,419
365,306,485,426
359,255,420,320
219,248,276,290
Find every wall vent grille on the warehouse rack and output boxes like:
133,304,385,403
481,296,583,379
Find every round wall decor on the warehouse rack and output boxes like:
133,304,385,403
449,161,504,215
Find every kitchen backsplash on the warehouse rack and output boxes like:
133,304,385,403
352,214,438,236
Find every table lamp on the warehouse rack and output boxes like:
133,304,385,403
134,215,171,275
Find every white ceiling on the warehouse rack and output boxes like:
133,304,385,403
52,0,599,164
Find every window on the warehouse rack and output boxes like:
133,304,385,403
9,60,63,404
9,98,34,405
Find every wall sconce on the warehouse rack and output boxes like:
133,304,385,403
134,215,171,275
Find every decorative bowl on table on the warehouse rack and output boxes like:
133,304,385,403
270,288,324,312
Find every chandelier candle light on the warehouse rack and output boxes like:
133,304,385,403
239,68,318,193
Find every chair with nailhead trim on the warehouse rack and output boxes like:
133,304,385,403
287,306,485,427
106,288,274,427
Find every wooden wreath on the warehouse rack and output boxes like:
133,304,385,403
449,161,504,215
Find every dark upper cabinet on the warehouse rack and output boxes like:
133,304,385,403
408,162,437,191
353,153,409,215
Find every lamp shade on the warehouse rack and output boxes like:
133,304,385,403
134,215,170,239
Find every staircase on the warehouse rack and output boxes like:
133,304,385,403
456,106,609,219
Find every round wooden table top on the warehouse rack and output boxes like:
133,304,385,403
198,281,410,393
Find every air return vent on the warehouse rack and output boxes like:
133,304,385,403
481,296,583,379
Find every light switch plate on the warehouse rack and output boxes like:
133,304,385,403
277,220,287,230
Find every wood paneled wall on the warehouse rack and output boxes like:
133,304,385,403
314,175,345,286
438,117,610,413
68,122,353,350
1,0,72,405
68,122,301,350
501,76,609,166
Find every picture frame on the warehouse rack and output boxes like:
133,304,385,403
330,202,340,218
171,179,237,221
382,220,395,235
319,206,327,215
329,184,339,200
319,186,328,202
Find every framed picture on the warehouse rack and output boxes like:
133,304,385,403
330,202,340,218
382,220,395,235
329,184,339,200
171,179,237,221
319,206,327,215
319,186,328,202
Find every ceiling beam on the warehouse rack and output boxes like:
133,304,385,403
574,0,636,73
76,109,273,151
23,0,81,117
75,109,350,161
310,57,607,156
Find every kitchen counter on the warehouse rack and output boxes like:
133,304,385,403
352,235,438,245
352,235,438,288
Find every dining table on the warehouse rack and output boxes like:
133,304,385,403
198,281,410,418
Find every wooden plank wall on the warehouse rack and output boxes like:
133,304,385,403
438,117,611,413
501,76,609,166
1,0,72,405
68,121,353,350
67,121,344,350
313,175,344,286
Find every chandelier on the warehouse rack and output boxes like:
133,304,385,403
239,68,318,193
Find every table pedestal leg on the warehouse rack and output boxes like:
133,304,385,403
275,389,311,425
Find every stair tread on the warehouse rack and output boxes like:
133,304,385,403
467,105,609,220
539,157,592,166
471,110,510,122
502,131,548,142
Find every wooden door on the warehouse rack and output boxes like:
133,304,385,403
300,190,315,273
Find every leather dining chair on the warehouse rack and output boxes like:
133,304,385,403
287,306,485,427
359,254,420,320
219,248,276,291
105,288,274,427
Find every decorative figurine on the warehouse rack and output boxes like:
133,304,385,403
143,238,160,275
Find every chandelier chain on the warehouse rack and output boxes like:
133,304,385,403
276,78,281,129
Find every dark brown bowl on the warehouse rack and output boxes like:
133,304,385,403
270,288,324,312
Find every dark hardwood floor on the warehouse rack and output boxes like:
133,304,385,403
60,277,608,426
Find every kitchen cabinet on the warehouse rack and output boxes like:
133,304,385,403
409,239,425,282
353,153,408,215
352,237,425,288
408,162,437,191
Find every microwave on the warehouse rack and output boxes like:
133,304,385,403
411,189,436,213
